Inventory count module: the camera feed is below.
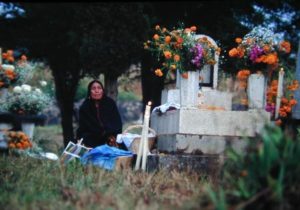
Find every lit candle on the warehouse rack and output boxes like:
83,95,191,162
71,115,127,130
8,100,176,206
135,101,152,171
275,68,284,119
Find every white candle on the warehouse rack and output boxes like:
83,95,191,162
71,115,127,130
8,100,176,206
141,101,152,171
135,101,152,171
275,68,284,119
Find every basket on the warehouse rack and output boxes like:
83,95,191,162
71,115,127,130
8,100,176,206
123,125,156,154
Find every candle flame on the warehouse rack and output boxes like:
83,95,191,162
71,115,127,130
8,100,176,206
147,101,152,106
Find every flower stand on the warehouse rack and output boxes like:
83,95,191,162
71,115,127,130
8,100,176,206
180,70,200,108
21,122,35,139
18,115,46,139
247,73,266,109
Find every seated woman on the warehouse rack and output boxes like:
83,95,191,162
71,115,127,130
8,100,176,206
76,80,125,149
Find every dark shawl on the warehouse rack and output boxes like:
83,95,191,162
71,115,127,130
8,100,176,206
76,95,122,148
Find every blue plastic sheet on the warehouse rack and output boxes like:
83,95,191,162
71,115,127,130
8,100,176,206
80,144,133,170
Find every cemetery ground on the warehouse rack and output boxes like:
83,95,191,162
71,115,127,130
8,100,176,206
1,124,300,210
0,126,213,210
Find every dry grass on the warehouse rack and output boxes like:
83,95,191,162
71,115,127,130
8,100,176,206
0,125,215,210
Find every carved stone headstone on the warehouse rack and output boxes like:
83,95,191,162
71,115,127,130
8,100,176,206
247,73,265,109
195,34,219,89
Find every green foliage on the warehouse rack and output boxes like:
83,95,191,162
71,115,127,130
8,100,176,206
1,84,51,115
117,91,140,102
208,125,300,209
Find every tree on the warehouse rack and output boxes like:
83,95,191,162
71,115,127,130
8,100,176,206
78,3,148,100
0,3,149,146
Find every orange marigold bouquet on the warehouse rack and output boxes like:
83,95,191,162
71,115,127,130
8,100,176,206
144,23,220,78
228,26,291,76
6,131,33,150
266,79,299,125
0,49,32,89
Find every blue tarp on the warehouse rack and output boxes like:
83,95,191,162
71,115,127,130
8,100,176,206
80,144,133,170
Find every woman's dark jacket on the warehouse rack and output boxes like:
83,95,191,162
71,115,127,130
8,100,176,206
76,95,122,148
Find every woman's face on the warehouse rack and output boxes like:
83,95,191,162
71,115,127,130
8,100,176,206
90,82,103,100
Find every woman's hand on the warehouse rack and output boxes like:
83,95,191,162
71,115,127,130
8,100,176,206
107,135,118,148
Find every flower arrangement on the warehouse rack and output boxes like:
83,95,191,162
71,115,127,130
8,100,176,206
0,49,33,88
6,131,32,150
1,84,51,115
144,24,220,78
266,78,299,125
228,26,291,76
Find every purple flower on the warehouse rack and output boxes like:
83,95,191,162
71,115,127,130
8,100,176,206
191,44,203,67
249,45,263,62
265,103,275,114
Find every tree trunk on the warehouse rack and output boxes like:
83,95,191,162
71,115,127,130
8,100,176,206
104,74,118,101
52,64,81,147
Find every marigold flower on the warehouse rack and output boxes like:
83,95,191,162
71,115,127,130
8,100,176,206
165,36,171,44
177,37,184,44
7,50,13,56
281,97,288,104
163,51,172,59
154,69,163,77
289,99,297,106
174,54,180,62
280,41,291,53
229,48,238,57
190,26,197,31
153,34,159,40
2,53,8,59
7,56,14,62
181,72,188,79
21,55,27,61
170,64,176,70
235,37,242,44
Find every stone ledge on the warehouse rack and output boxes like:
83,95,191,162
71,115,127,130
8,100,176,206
157,134,251,155
151,109,270,137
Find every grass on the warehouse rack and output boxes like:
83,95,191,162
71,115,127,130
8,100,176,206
0,125,214,210
0,155,213,210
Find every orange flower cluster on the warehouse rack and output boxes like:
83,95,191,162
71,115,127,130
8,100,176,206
2,50,15,63
266,80,278,105
236,69,251,88
1,49,28,88
228,26,291,76
144,24,219,78
6,131,32,150
229,46,245,58
279,97,297,118
266,79,299,122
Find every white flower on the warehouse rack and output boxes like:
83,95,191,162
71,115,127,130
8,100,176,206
21,84,32,92
1,64,15,71
13,86,22,93
35,88,42,94
39,80,47,87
